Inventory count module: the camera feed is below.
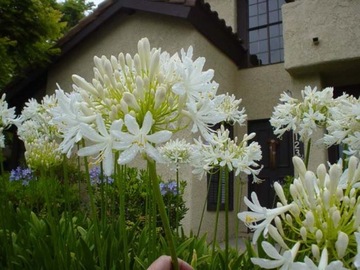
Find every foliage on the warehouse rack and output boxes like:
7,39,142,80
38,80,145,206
0,0,94,89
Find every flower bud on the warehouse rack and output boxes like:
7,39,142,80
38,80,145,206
335,231,349,259
274,216,284,236
72,75,98,96
336,187,343,201
348,156,358,185
304,211,315,230
154,86,166,109
323,190,331,209
274,181,287,205
300,226,307,241
290,184,298,200
135,76,145,100
316,164,327,188
268,224,289,250
329,164,341,195
332,210,341,228
123,92,140,111
354,205,360,229
311,244,320,261
134,54,142,74
286,214,293,225
316,229,323,243
149,50,160,81
293,156,306,179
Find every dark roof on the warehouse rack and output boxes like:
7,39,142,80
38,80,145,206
3,0,249,108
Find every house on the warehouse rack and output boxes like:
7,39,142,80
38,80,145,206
2,0,360,242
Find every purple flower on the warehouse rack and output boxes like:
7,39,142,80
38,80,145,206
159,181,178,196
9,167,35,186
89,166,114,185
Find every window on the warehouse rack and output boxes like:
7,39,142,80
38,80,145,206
248,0,285,65
207,123,234,211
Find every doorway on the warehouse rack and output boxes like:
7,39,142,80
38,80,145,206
247,119,294,208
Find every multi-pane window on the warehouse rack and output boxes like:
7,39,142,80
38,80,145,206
248,0,285,65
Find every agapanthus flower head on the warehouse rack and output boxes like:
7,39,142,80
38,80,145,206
270,86,336,142
15,94,62,169
323,94,360,158
239,155,360,268
191,125,262,179
52,38,248,169
0,94,16,148
158,138,193,169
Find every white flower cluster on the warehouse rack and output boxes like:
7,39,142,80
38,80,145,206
270,86,335,142
50,38,254,176
324,94,360,157
238,156,360,270
0,94,16,148
191,125,262,179
15,95,62,169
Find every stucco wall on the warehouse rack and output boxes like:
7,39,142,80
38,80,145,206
205,0,237,31
46,10,239,241
283,0,360,75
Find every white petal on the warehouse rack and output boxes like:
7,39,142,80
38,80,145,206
124,114,139,135
261,241,283,260
142,111,153,135
118,145,139,164
78,143,104,157
147,130,172,144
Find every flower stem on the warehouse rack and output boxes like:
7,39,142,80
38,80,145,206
148,159,179,270
212,169,223,260
224,167,229,269
305,138,311,168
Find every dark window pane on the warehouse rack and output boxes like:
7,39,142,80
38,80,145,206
270,37,280,50
249,0,257,4
271,50,281,63
249,30,259,42
269,10,279,23
269,1,278,11
259,28,268,40
259,40,268,52
249,16,258,28
258,2,267,14
258,53,269,65
269,24,280,37
250,42,259,54
249,4,258,16
278,0,285,6
258,14,267,26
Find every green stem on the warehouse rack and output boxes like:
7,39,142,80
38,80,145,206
81,145,103,268
235,177,243,251
196,173,213,237
117,164,129,270
305,138,311,169
224,168,229,269
211,168,222,260
148,159,179,270
175,168,179,236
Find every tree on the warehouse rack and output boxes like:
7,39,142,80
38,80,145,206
0,0,94,90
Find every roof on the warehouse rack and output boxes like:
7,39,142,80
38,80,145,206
3,0,249,108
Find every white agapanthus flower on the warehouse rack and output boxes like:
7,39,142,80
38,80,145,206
51,37,250,175
0,94,16,148
324,94,360,157
239,155,360,268
270,86,336,143
251,241,300,270
158,138,194,169
15,94,63,169
191,125,262,180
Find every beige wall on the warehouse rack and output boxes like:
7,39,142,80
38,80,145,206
205,0,237,31
283,0,360,77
